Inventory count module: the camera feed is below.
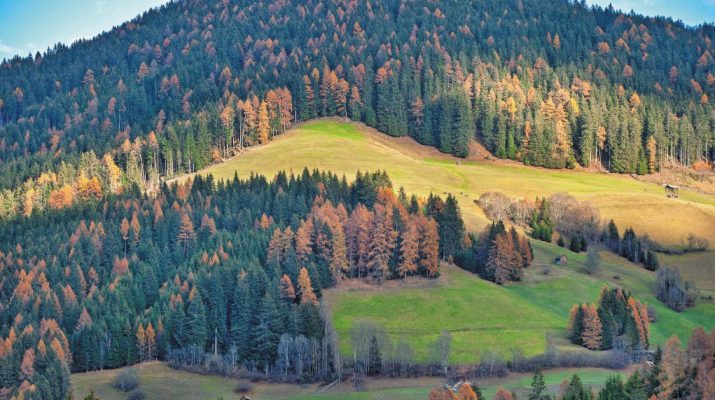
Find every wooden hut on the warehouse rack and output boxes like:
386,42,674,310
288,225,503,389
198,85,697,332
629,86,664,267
664,184,679,198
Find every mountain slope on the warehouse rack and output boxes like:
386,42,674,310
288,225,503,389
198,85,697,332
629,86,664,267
2,0,715,219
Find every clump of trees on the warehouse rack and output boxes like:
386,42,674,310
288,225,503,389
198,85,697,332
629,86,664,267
347,320,424,383
568,287,649,357
478,193,600,251
683,234,710,253
601,220,660,271
654,266,697,311
530,199,555,243
425,194,466,262
455,221,533,284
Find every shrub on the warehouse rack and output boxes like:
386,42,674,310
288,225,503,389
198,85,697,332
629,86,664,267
234,382,254,394
692,160,713,171
113,367,139,392
127,388,145,400
684,234,709,252
655,266,696,311
647,305,657,323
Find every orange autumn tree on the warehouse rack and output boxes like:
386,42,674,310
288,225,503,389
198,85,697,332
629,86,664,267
279,274,296,302
297,267,318,305
48,185,75,210
428,388,456,400
457,383,479,400
581,303,602,350
493,387,514,400
258,100,270,144
145,322,156,360
136,324,146,360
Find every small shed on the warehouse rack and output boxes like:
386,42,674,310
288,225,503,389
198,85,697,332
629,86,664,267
554,255,568,266
664,184,679,198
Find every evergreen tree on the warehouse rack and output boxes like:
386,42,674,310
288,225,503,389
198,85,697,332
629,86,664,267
598,375,626,400
529,370,553,400
186,288,208,349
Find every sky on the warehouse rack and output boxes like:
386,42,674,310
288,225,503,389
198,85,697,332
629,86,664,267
1,1,715,60
0,0,168,60
588,0,715,26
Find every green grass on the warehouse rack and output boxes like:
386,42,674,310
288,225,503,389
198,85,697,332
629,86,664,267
478,368,628,400
327,265,565,364
188,119,715,247
510,241,715,348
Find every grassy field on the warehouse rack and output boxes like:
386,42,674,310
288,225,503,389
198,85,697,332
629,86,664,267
327,264,566,364
186,118,715,247
72,362,627,400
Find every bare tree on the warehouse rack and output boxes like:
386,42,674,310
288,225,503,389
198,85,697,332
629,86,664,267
277,334,293,382
583,247,601,275
395,339,414,376
430,330,452,377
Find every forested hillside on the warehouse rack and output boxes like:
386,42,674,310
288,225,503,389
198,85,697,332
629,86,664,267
2,0,715,219
0,169,465,398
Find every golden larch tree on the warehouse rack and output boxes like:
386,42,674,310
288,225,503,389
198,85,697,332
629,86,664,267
297,267,318,305
581,303,602,350
258,100,270,144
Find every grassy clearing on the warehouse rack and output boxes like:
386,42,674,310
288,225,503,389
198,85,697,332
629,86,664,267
187,119,715,247
327,264,565,364
72,362,626,400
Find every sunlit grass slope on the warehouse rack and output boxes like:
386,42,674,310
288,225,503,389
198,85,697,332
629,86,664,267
189,119,715,247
